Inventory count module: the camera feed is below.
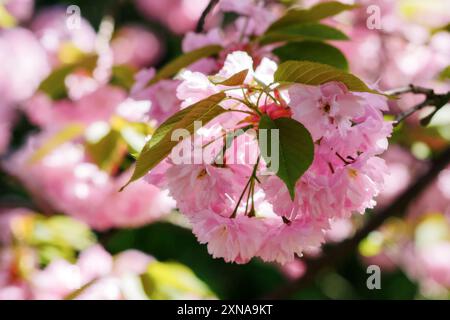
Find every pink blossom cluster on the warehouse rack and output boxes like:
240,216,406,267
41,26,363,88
144,50,392,264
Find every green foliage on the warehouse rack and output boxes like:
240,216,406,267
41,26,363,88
274,60,382,95
267,1,357,31
0,4,16,28
38,55,97,100
106,222,288,299
142,261,216,299
438,66,450,81
259,2,355,70
274,41,348,70
258,115,314,200
14,214,96,265
260,23,348,44
85,130,127,174
27,124,85,164
122,92,226,189
110,65,137,90
210,69,249,86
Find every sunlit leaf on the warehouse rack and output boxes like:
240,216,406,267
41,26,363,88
110,65,137,90
0,5,17,28
210,69,249,86
267,1,357,31
141,261,216,300
260,23,348,44
85,130,127,174
38,55,98,100
438,66,450,81
28,124,85,164
121,92,227,189
274,41,348,70
147,45,222,85
274,60,382,95
258,115,314,200
11,214,96,266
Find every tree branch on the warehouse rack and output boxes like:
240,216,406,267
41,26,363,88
265,146,450,299
195,0,220,33
386,84,450,126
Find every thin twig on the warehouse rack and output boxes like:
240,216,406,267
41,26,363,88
195,0,220,33
265,146,450,299
386,84,450,126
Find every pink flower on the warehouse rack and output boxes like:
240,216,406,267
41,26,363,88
30,245,153,300
219,0,277,35
419,243,450,287
182,28,223,52
134,0,209,34
31,7,96,65
0,28,49,104
131,69,181,123
31,259,83,300
3,0,34,22
177,51,277,109
111,25,163,68
190,210,267,264
289,82,365,139
377,146,424,207
24,86,126,128
3,131,175,230
257,216,328,264
164,164,251,217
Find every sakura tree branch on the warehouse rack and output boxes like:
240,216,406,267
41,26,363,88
385,84,450,126
265,146,450,299
196,0,220,32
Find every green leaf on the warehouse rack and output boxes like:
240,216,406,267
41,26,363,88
110,65,136,90
38,55,97,100
438,66,450,81
259,23,348,44
258,115,314,200
267,1,357,31
28,124,85,164
274,60,381,95
85,130,127,174
432,22,450,35
274,41,348,70
148,45,222,85
141,261,216,300
121,92,227,189
210,69,249,86
0,4,17,28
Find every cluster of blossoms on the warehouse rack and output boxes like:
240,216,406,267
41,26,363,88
144,50,393,264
